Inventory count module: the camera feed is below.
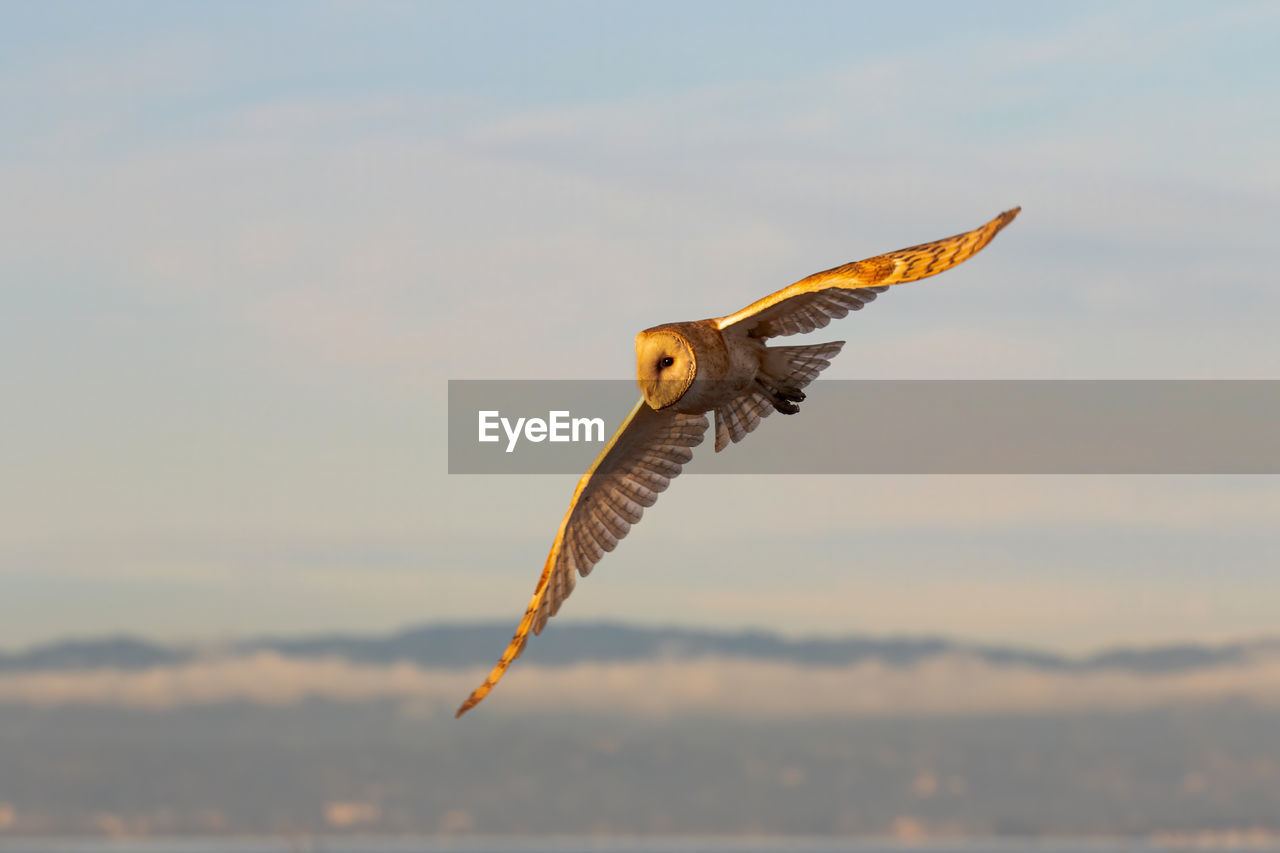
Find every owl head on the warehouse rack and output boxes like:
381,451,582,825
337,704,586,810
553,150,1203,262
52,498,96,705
635,327,696,409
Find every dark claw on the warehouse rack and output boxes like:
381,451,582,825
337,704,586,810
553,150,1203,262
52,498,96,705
755,377,805,414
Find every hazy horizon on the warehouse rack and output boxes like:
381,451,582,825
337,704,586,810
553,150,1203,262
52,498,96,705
4,615,1280,659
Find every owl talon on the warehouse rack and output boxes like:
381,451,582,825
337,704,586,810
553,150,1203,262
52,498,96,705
755,378,805,414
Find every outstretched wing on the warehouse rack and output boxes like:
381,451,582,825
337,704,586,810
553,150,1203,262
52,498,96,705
455,399,709,717
715,207,1020,339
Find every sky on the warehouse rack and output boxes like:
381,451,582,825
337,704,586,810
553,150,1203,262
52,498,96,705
1,1,1277,652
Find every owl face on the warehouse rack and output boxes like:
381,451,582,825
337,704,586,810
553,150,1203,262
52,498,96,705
635,328,696,409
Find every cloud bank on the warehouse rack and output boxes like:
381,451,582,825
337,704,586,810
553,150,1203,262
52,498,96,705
2,650,1278,716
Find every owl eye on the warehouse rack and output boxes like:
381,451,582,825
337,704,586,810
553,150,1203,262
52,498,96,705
659,356,675,368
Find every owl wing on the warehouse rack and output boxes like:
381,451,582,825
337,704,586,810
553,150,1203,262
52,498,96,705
455,398,709,717
714,207,1020,339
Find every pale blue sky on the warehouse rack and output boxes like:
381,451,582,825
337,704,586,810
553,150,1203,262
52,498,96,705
2,2,1277,650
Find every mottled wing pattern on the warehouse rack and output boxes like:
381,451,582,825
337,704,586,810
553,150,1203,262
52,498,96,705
713,341,844,451
713,389,776,452
455,399,709,717
729,286,887,339
715,208,1020,339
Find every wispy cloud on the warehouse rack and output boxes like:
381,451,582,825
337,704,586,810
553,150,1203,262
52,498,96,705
2,2,1277,650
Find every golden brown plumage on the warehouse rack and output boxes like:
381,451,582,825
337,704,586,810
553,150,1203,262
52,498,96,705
453,400,708,717
456,207,1020,717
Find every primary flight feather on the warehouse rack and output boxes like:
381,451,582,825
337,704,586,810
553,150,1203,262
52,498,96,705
456,207,1021,717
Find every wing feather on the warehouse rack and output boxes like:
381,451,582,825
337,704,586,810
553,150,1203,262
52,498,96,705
455,399,708,717
715,207,1020,338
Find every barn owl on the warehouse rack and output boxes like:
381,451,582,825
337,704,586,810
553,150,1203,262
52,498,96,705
456,207,1020,717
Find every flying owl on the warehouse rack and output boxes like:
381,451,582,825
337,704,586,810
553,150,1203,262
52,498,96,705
455,207,1021,717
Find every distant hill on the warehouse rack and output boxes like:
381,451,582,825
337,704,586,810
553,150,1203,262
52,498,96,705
0,635,183,673
0,622,1271,675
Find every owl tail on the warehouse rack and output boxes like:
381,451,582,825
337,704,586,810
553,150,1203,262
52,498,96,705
713,341,845,451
